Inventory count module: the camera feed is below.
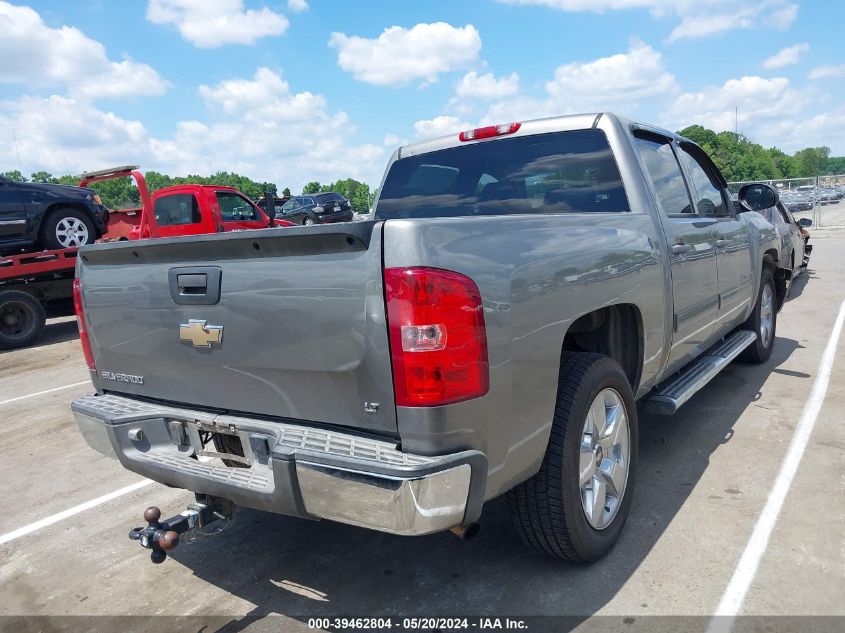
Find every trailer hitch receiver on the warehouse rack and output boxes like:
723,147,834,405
129,503,219,564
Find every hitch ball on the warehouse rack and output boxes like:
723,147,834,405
129,506,181,564
129,502,219,564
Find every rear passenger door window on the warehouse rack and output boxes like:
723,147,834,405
678,145,731,217
633,135,694,216
154,194,201,226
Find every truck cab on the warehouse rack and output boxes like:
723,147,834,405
132,185,280,240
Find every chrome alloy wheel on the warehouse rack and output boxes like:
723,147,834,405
759,282,774,349
55,217,89,248
579,387,630,530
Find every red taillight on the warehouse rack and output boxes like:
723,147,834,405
385,267,488,407
72,278,96,371
459,122,521,142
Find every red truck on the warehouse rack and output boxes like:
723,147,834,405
80,166,294,240
0,167,294,349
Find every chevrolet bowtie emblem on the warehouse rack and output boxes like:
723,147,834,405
179,319,223,348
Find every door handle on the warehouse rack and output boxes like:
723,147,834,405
672,243,694,255
715,239,729,248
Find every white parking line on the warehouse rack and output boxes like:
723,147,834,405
0,381,90,407
709,298,845,629
0,479,153,546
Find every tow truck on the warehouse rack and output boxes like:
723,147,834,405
0,166,294,349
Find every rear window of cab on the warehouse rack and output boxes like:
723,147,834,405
375,129,629,219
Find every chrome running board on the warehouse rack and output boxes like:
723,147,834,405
643,330,758,415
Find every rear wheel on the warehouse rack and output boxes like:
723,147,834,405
40,208,96,249
738,267,776,363
0,290,46,349
507,352,638,561
303,217,315,226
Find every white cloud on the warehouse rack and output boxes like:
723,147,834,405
383,133,406,147
545,41,675,107
0,1,167,100
762,43,809,69
764,107,845,153
146,0,289,48
287,0,308,12
329,23,481,86
0,68,388,193
497,1,799,42
808,64,845,80
0,95,150,175
662,75,806,134
434,42,676,135
414,116,472,139
667,2,798,42
455,71,519,100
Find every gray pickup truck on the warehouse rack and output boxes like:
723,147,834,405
72,113,785,563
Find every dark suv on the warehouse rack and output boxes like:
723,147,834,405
275,192,353,225
0,176,109,253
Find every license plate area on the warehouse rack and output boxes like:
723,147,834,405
184,420,253,467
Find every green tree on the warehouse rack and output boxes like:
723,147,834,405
827,156,845,174
1,170,26,182
282,187,291,197
793,147,830,178
30,171,56,183
302,181,322,194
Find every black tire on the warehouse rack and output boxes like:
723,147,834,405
507,352,638,562
738,267,776,363
303,216,316,226
0,290,46,350
40,208,96,250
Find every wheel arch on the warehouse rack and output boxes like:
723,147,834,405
762,249,788,310
561,303,644,393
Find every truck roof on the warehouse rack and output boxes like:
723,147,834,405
152,184,243,197
394,112,680,160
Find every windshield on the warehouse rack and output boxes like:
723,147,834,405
375,129,628,219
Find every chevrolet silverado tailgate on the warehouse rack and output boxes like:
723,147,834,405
76,222,397,435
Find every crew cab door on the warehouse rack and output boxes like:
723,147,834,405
633,133,719,371
678,143,752,332
214,190,269,231
0,177,28,239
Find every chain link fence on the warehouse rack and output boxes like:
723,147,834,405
727,175,845,228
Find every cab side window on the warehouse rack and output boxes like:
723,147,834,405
216,191,258,221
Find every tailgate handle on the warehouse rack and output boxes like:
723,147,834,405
168,267,221,305
177,274,207,293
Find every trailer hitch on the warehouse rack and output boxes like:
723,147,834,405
129,502,219,564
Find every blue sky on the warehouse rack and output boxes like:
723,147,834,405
1,0,844,192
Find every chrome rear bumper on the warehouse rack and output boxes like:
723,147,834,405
72,393,485,536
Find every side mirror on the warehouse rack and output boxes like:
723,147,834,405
737,183,779,212
798,217,813,227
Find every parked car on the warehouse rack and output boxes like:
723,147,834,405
817,187,842,205
758,201,812,272
72,113,786,564
0,175,109,253
275,192,353,225
780,189,814,212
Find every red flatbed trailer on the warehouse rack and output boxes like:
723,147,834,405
0,247,78,349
